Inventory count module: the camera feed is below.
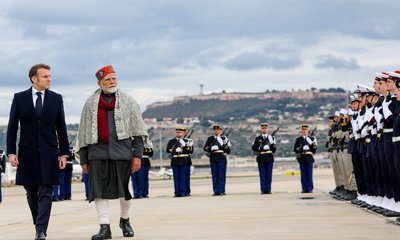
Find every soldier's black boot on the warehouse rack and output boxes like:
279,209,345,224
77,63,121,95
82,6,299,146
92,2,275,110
91,224,112,240
119,218,134,237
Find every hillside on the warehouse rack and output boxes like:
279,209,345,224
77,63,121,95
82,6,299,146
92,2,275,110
143,88,347,122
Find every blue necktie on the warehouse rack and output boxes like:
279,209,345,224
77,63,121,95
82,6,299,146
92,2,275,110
35,92,43,117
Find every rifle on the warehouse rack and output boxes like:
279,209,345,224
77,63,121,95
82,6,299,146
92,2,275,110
171,128,194,150
310,127,318,137
209,127,232,149
148,131,155,140
186,128,195,138
271,126,281,137
224,128,233,137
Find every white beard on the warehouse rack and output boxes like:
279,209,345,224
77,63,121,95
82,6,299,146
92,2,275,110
102,85,118,94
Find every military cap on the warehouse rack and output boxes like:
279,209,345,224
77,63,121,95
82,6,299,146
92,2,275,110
212,124,222,130
175,126,187,132
388,70,400,81
301,124,309,129
260,123,269,128
357,84,374,96
352,92,361,102
339,108,348,116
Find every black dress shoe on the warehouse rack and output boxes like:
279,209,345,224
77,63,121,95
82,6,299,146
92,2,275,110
91,224,112,240
212,193,221,196
35,231,46,240
119,218,134,237
359,203,370,208
383,211,400,217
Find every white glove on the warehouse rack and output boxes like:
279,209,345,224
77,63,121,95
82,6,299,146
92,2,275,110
175,147,182,153
211,145,219,151
303,145,310,151
263,145,270,150
217,137,223,145
306,137,313,145
383,105,392,119
179,139,186,147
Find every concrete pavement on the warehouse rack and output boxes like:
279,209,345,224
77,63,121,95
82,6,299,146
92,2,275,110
1,169,400,240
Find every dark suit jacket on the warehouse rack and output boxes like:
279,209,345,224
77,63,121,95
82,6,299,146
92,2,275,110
6,87,69,185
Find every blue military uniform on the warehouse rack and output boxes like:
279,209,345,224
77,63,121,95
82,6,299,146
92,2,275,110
203,124,231,196
252,123,276,194
131,138,153,198
166,127,194,197
294,124,317,193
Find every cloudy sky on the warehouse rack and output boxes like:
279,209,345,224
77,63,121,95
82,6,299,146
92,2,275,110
0,0,399,124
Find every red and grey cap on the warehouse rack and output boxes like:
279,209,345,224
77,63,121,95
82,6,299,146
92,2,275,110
95,65,115,80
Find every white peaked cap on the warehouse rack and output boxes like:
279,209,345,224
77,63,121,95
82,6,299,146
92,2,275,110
339,108,348,115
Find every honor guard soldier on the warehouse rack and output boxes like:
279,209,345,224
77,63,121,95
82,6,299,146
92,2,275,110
203,124,231,196
379,72,400,216
131,137,153,198
329,111,346,196
252,123,276,194
166,126,194,197
294,124,317,193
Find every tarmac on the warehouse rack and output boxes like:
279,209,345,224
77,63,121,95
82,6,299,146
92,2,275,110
1,168,400,240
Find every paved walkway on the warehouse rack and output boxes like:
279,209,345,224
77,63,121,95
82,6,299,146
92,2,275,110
1,169,400,240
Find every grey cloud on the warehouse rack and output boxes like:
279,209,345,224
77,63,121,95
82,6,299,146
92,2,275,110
225,52,301,71
315,55,360,70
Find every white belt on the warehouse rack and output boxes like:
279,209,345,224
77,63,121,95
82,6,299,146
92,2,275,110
393,136,400,142
383,128,393,133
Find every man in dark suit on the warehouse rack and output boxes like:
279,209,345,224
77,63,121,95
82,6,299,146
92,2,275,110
293,124,317,193
6,63,69,240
